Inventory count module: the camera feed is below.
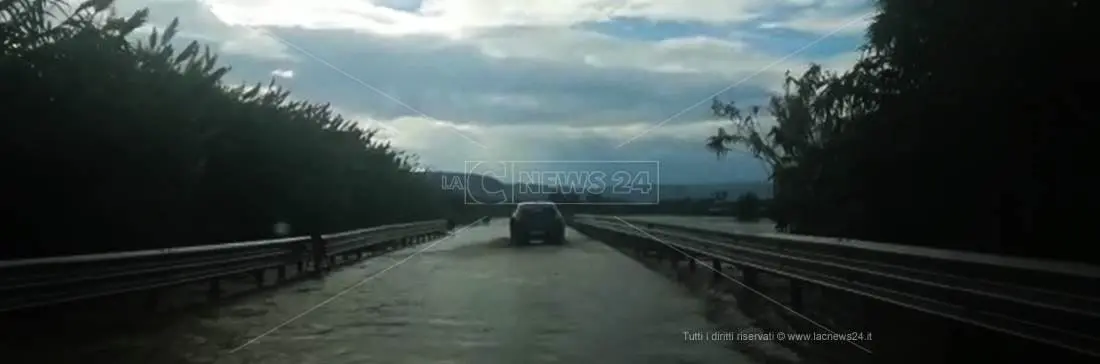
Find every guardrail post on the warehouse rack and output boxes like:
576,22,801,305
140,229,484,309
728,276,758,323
789,280,804,312
277,265,287,282
145,290,160,311
631,233,643,255
311,233,328,274
253,269,265,287
208,279,221,300
688,256,697,272
647,238,662,260
742,268,758,288
711,259,722,282
291,238,307,276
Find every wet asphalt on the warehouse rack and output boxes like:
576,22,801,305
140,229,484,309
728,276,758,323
0,218,763,363
119,218,761,364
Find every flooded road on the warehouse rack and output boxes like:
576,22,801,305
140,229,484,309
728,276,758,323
48,219,757,364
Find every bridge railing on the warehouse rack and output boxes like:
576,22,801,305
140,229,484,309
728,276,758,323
0,219,449,313
569,214,1100,359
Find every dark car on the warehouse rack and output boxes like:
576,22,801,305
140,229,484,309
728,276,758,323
509,201,566,245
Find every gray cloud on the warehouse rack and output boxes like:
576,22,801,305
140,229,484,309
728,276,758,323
212,27,769,126
108,0,855,180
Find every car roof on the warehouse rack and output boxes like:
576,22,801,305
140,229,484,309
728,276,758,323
516,201,558,210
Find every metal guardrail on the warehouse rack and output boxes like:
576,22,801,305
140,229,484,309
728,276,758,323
570,214,1100,358
0,219,449,313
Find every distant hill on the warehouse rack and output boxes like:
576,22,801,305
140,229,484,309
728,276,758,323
417,171,770,204
419,171,509,204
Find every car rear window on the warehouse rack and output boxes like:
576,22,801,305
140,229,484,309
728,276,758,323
519,204,555,214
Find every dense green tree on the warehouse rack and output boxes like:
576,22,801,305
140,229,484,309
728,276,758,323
733,192,761,222
707,0,1091,263
0,0,452,259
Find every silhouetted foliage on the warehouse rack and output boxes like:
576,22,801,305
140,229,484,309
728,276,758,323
0,0,453,259
707,0,1091,263
733,192,761,222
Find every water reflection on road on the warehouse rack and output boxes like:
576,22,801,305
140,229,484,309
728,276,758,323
27,219,759,364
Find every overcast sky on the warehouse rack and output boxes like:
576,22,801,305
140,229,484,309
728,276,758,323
105,0,873,184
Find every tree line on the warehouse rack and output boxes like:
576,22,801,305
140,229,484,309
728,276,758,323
0,0,457,259
706,0,1090,263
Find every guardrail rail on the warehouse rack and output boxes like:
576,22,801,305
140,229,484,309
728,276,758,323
0,219,450,313
569,214,1100,360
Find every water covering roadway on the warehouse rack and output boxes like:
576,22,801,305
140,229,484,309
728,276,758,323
57,218,759,364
